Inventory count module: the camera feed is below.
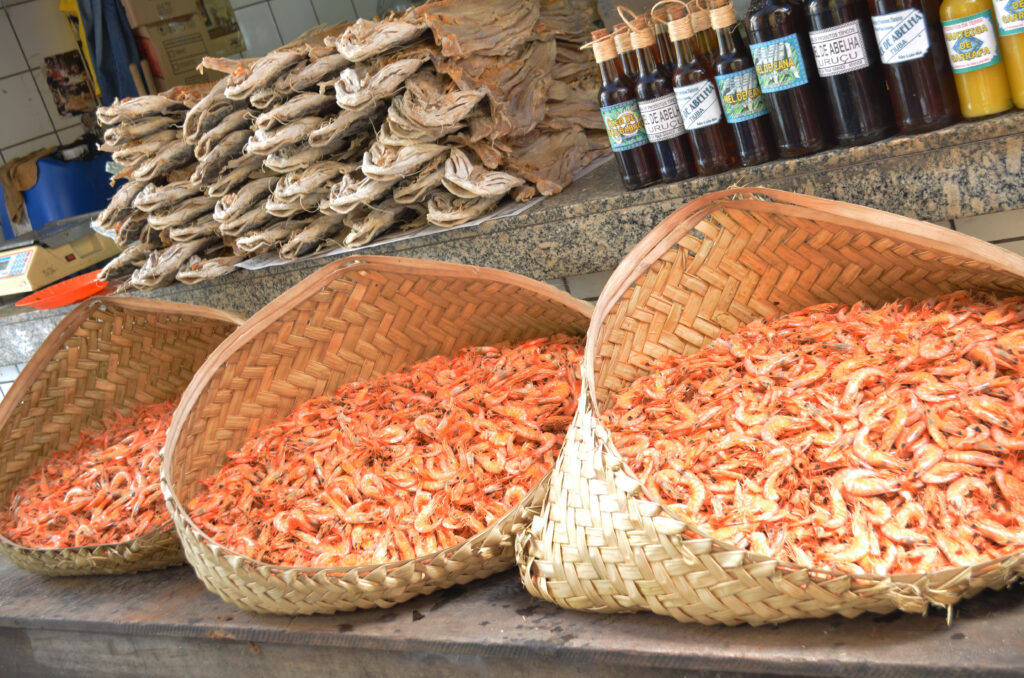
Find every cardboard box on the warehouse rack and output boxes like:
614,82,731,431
120,0,195,29
197,0,245,57
134,15,220,89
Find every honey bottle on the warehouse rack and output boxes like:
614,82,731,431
992,0,1024,106
614,23,641,80
940,0,1013,117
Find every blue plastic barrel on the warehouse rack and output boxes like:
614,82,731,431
0,183,14,240
22,153,117,230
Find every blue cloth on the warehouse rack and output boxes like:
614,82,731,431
79,0,141,105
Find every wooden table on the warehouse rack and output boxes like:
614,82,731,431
2,555,1022,677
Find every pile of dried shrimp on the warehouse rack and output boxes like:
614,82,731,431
188,334,583,568
1,401,177,548
604,291,1024,576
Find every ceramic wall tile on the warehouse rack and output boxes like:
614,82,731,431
0,72,54,148
7,0,78,70
0,11,29,79
270,0,318,42
310,0,356,26
1,132,58,160
954,209,1024,243
235,2,284,58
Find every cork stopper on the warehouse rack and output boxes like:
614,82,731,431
689,0,713,32
707,0,736,30
592,34,618,63
628,13,657,50
651,7,670,34
612,23,632,55
666,6,694,42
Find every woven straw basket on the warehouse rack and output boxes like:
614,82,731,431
161,255,592,614
517,187,1024,626
0,297,243,576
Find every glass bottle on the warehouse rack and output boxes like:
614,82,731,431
614,23,640,80
668,6,741,174
805,0,896,145
746,0,832,157
688,0,723,68
993,0,1024,106
710,0,778,165
940,0,1013,117
631,16,696,182
868,0,962,132
652,7,678,70
592,30,661,190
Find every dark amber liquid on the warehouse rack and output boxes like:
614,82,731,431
634,44,695,183
867,0,960,133
805,0,895,145
713,25,778,167
672,35,740,175
746,0,831,157
599,58,660,190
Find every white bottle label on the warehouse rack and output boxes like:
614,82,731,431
994,0,1024,36
637,93,686,142
871,9,930,64
942,10,1002,73
673,81,724,130
810,20,871,76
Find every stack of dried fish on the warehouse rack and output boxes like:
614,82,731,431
94,0,605,289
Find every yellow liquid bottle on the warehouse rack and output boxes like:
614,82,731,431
993,0,1024,107
940,0,1013,117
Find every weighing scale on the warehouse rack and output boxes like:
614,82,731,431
0,212,121,297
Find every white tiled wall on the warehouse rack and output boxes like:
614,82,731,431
0,0,87,166
953,209,1024,255
229,0,360,57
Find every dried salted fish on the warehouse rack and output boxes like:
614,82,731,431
133,181,202,213
263,133,351,173
213,176,276,223
147,195,217,229
219,203,278,237
442,147,523,198
195,109,252,160
191,130,251,186
254,92,335,131
169,213,220,242
234,218,308,254
535,0,597,40
121,238,215,291
426,191,500,227
330,16,428,62
249,88,285,110
327,173,399,213
99,242,156,281
96,180,149,228
183,79,232,143
393,153,446,204
276,52,350,92
176,253,244,284
275,162,348,201
96,96,186,126
114,211,148,247
393,71,485,131
225,50,306,100
416,0,539,58
205,156,265,198
105,130,180,164
342,198,412,247
244,116,321,155
503,127,589,196
361,140,446,181
103,116,180,146
333,54,430,110
279,212,347,259
447,131,506,169
130,140,195,182
199,56,256,75
307,102,380,147
266,191,323,217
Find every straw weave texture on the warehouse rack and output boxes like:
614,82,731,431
517,188,1024,625
0,297,242,576
161,256,592,614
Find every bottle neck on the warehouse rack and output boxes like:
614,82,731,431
716,24,737,56
636,44,660,76
671,35,698,68
598,57,620,86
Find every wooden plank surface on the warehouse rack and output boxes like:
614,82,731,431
1,556,1023,677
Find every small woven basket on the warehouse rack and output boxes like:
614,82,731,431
0,297,243,576
517,187,1024,625
160,255,592,614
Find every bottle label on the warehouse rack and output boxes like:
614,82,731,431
750,34,810,92
674,81,724,130
871,9,930,64
637,93,687,142
714,68,770,123
994,0,1024,36
810,20,871,76
942,10,1002,73
600,100,649,151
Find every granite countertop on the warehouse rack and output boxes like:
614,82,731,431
1,108,1022,366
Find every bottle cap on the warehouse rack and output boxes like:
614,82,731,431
592,35,618,63
626,13,657,50
707,0,736,30
689,0,713,32
666,6,694,42
612,23,632,55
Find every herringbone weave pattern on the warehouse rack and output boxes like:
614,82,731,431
0,298,242,575
517,188,1024,625
161,256,592,614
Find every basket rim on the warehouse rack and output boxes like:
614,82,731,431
572,187,1024,592
0,296,243,564
161,254,593,578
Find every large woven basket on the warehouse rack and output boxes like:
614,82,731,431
0,297,243,575
161,255,592,614
517,187,1024,625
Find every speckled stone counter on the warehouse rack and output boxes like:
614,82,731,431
1,109,1022,366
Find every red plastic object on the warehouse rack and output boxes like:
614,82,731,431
15,270,110,310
